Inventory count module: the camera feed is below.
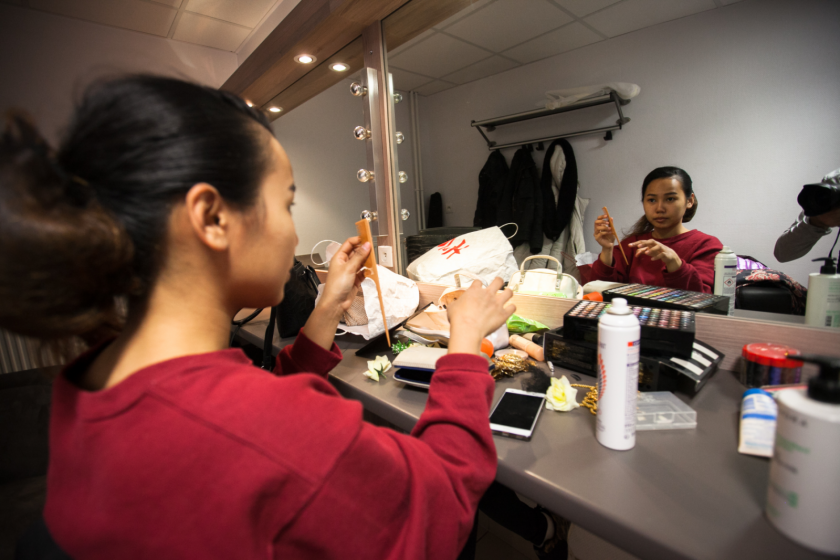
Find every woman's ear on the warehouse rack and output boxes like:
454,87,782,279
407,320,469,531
686,193,696,209
184,183,229,251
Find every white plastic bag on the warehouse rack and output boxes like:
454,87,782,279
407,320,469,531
316,265,419,340
406,226,518,286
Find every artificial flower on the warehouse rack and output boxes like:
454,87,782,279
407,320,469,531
545,375,580,412
364,355,392,381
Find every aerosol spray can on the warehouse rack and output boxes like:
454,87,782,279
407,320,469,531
714,246,737,316
596,298,640,450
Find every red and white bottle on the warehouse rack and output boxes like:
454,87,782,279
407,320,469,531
596,298,640,450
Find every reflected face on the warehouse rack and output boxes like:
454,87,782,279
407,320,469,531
643,177,694,233
230,137,298,307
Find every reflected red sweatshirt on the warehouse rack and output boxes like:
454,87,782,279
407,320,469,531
590,229,723,293
44,331,496,560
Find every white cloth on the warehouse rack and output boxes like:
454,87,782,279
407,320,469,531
537,82,640,110
515,148,589,273
316,265,419,340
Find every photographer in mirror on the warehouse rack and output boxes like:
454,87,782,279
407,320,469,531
774,168,840,263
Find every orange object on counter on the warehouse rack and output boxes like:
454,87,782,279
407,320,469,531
583,292,604,302
480,338,494,358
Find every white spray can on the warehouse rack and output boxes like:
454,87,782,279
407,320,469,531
714,246,737,316
596,298,640,450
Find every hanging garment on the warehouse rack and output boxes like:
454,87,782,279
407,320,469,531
497,147,543,254
473,150,508,228
515,145,588,270
541,139,578,241
427,192,443,228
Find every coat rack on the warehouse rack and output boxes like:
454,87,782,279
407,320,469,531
471,91,631,150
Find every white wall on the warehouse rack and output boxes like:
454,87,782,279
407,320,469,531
0,4,238,145
273,77,419,263
416,0,840,285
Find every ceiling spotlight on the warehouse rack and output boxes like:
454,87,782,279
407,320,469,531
268,106,282,113
245,100,254,107
330,62,349,72
294,54,316,64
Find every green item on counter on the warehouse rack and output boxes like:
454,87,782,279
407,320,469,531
391,340,415,355
506,314,549,334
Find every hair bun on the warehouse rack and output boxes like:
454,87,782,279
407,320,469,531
0,111,134,339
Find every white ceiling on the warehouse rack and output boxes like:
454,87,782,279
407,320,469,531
388,0,744,96
0,0,289,53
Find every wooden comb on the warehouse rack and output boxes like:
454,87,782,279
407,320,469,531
602,206,629,266
355,218,390,346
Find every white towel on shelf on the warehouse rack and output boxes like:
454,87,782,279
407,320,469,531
537,82,640,110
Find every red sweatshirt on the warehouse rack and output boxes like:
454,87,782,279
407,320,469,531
590,229,723,293
44,331,497,560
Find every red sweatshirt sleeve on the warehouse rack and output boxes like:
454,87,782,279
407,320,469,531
274,328,342,377
589,238,634,283
273,354,497,560
661,235,722,293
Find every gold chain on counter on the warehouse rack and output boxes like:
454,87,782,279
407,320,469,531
571,384,598,415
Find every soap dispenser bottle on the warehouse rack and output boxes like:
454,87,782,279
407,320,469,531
804,257,840,328
765,354,840,554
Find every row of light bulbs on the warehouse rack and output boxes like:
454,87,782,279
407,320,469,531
247,53,350,114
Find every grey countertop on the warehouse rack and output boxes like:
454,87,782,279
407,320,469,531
237,321,833,560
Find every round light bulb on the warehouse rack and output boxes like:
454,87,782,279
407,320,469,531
330,62,349,72
268,107,282,113
294,54,316,64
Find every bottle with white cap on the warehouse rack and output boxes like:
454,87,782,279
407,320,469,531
596,298,640,450
714,246,737,316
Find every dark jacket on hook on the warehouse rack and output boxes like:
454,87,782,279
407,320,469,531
497,147,543,253
473,150,508,228
541,138,578,241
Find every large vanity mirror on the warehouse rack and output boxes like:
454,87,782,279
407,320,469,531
378,0,840,329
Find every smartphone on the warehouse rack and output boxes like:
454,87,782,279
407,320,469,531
489,389,547,441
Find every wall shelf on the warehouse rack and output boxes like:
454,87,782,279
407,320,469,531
471,91,631,150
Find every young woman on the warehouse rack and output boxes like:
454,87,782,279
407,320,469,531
590,167,723,293
0,76,515,559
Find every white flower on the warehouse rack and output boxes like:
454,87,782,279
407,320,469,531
364,355,392,381
545,376,580,412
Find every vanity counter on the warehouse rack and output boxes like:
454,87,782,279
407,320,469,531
237,321,832,560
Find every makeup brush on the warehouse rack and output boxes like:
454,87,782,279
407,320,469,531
602,206,629,266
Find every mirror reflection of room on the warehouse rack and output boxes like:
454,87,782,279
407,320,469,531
382,0,840,322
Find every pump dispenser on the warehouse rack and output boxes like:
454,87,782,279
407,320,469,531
766,353,840,554
804,256,840,328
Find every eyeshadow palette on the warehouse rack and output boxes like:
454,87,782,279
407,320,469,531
601,284,730,315
544,328,724,395
563,300,696,359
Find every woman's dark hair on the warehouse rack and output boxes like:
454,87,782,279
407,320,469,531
0,75,274,343
626,166,698,238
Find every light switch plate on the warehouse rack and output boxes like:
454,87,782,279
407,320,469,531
378,245,394,267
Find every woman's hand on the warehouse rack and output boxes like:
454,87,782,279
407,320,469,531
302,237,370,350
629,239,682,273
320,237,371,314
447,277,515,356
595,213,616,266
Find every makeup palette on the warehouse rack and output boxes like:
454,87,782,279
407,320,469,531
563,300,696,358
601,284,730,315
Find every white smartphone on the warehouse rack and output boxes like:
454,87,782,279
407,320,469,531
489,389,546,441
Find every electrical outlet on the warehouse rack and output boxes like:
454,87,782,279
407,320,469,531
378,245,394,267
446,204,453,214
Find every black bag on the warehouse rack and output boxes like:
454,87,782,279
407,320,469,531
275,258,320,338
260,258,321,369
